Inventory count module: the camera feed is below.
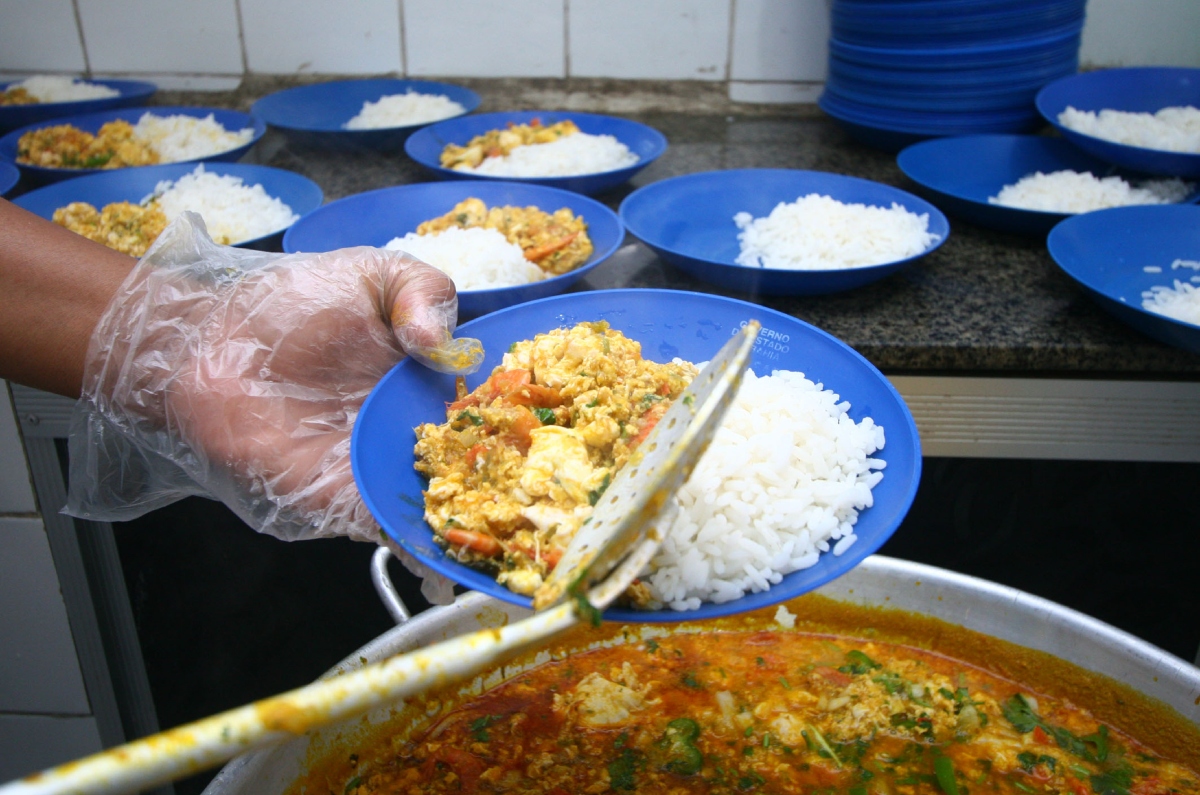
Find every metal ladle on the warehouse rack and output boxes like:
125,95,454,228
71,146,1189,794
1,321,761,795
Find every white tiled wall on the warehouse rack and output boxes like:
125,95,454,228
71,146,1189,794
0,1,1197,99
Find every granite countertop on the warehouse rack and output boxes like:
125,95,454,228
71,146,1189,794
147,80,1200,377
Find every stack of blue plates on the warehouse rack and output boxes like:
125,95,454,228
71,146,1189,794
820,0,1086,151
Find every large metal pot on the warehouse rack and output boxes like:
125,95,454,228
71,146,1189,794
203,554,1200,795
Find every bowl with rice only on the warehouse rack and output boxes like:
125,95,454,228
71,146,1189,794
1048,204,1200,354
1036,67,1200,179
897,134,1200,236
282,180,624,318
404,110,667,195
250,78,481,151
620,168,949,296
352,288,922,621
12,162,322,253
0,106,266,186
0,76,156,135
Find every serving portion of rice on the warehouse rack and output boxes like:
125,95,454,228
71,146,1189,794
462,132,639,178
647,365,886,610
344,91,466,129
149,165,298,245
385,227,544,290
1,75,120,104
52,164,297,255
734,194,938,270
132,112,255,163
1058,105,1200,154
989,170,1194,213
1142,258,1200,325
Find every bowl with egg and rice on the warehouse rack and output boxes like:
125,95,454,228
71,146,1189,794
1048,203,1200,354
0,75,156,135
1036,67,1200,179
351,288,922,621
0,105,266,186
282,180,624,317
620,168,949,296
250,78,481,151
404,110,667,195
12,162,323,254
897,134,1200,236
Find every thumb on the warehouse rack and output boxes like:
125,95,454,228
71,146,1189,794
382,249,485,375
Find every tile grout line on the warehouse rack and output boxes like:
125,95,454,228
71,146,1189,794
563,0,571,79
398,0,408,76
725,0,737,83
71,0,91,76
234,0,250,78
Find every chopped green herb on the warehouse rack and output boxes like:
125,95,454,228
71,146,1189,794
660,718,703,775
839,650,881,675
533,407,556,425
934,756,959,795
587,472,612,506
454,410,483,426
343,775,361,794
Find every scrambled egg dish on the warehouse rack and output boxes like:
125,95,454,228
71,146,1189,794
306,616,1200,795
53,201,168,257
418,197,593,276
0,87,36,106
414,322,696,598
17,120,159,169
439,119,580,171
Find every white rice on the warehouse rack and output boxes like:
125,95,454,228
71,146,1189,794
989,170,1194,213
385,227,543,290
457,132,638,177
343,91,466,129
646,366,886,611
1142,258,1200,325
734,194,938,270
132,112,255,163
7,75,119,103
1058,105,1200,154
147,165,298,244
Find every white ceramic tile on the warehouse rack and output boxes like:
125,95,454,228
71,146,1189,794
0,714,102,782
77,0,243,75
730,0,828,82
569,0,731,80
405,0,564,78
0,0,86,73
0,517,91,715
242,0,402,74
1081,0,1200,68
0,384,36,514
729,80,823,104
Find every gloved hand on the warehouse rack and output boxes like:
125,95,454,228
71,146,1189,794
65,212,483,602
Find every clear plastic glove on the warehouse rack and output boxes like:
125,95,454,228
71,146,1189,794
65,213,483,603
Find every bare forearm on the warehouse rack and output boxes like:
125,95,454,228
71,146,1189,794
0,199,135,398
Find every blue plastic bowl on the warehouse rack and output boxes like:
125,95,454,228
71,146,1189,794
828,27,1081,69
619,169,949,295
819,92,1043,151
896,134,1199,236
0,78,156,135
0,160,18,197
12,162,322,251
250,78,481,152
1047,205,1200,353
831,2,1084,47
283,180,624,317
404,110,667,195
352,289,922,622
0,106,266,186
1036,67,1200,178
